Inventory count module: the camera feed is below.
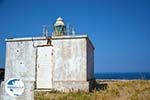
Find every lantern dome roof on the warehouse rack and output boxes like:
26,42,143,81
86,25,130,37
54,17,65,26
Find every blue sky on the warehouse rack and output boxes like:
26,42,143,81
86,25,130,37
0,0,150,72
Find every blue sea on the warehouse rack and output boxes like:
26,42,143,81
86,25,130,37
95,72,150,80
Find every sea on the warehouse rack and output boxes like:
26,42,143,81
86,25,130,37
95,72,150,80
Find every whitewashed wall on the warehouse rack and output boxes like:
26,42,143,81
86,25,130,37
52,38,87,81
5,41,36,81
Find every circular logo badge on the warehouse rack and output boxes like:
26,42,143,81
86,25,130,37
5,78,24,97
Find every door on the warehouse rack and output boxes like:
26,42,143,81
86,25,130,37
36,46,52,89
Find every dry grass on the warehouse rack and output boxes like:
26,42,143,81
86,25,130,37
34,80,150,100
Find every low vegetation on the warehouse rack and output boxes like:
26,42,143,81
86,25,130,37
34,80,150,100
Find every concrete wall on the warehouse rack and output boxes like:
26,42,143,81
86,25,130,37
4,37,49,82
53,81,89,92
52,38,87,81
87,39,94,81
51,35,94,91
5,40,36,81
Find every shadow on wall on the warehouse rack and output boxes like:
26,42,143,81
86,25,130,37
0,68,4,84
92,80,108,91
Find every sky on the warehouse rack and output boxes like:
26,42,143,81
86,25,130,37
0,0,150,72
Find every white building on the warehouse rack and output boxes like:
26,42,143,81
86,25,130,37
0,17,94,100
